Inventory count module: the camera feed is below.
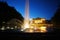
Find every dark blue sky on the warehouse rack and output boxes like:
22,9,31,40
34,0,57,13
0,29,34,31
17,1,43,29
0,0,59,20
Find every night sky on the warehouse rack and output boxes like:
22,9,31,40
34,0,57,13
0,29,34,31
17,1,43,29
0,0,59,20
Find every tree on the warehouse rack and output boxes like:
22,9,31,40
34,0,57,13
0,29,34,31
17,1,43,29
51,5,60,27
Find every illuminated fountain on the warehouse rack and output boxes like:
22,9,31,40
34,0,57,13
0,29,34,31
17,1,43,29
22,0,30,31
24,0,29,29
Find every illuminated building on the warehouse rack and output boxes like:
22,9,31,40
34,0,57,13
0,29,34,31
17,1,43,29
30,18,46,28
29,17,53,33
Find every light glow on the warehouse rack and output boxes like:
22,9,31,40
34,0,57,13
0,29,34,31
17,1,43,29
24,21,29,29
11,27,14,29
6,26,10,29
30,18,32,21
22,0,30,30
40,26,47,33
1,26,5,30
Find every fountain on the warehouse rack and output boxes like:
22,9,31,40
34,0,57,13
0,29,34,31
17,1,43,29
22,0,30,31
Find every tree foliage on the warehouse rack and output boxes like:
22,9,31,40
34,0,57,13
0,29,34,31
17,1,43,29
51,5,60,27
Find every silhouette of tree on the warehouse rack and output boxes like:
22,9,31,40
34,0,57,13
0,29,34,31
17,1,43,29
51,5,60,27
0,2,24,29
